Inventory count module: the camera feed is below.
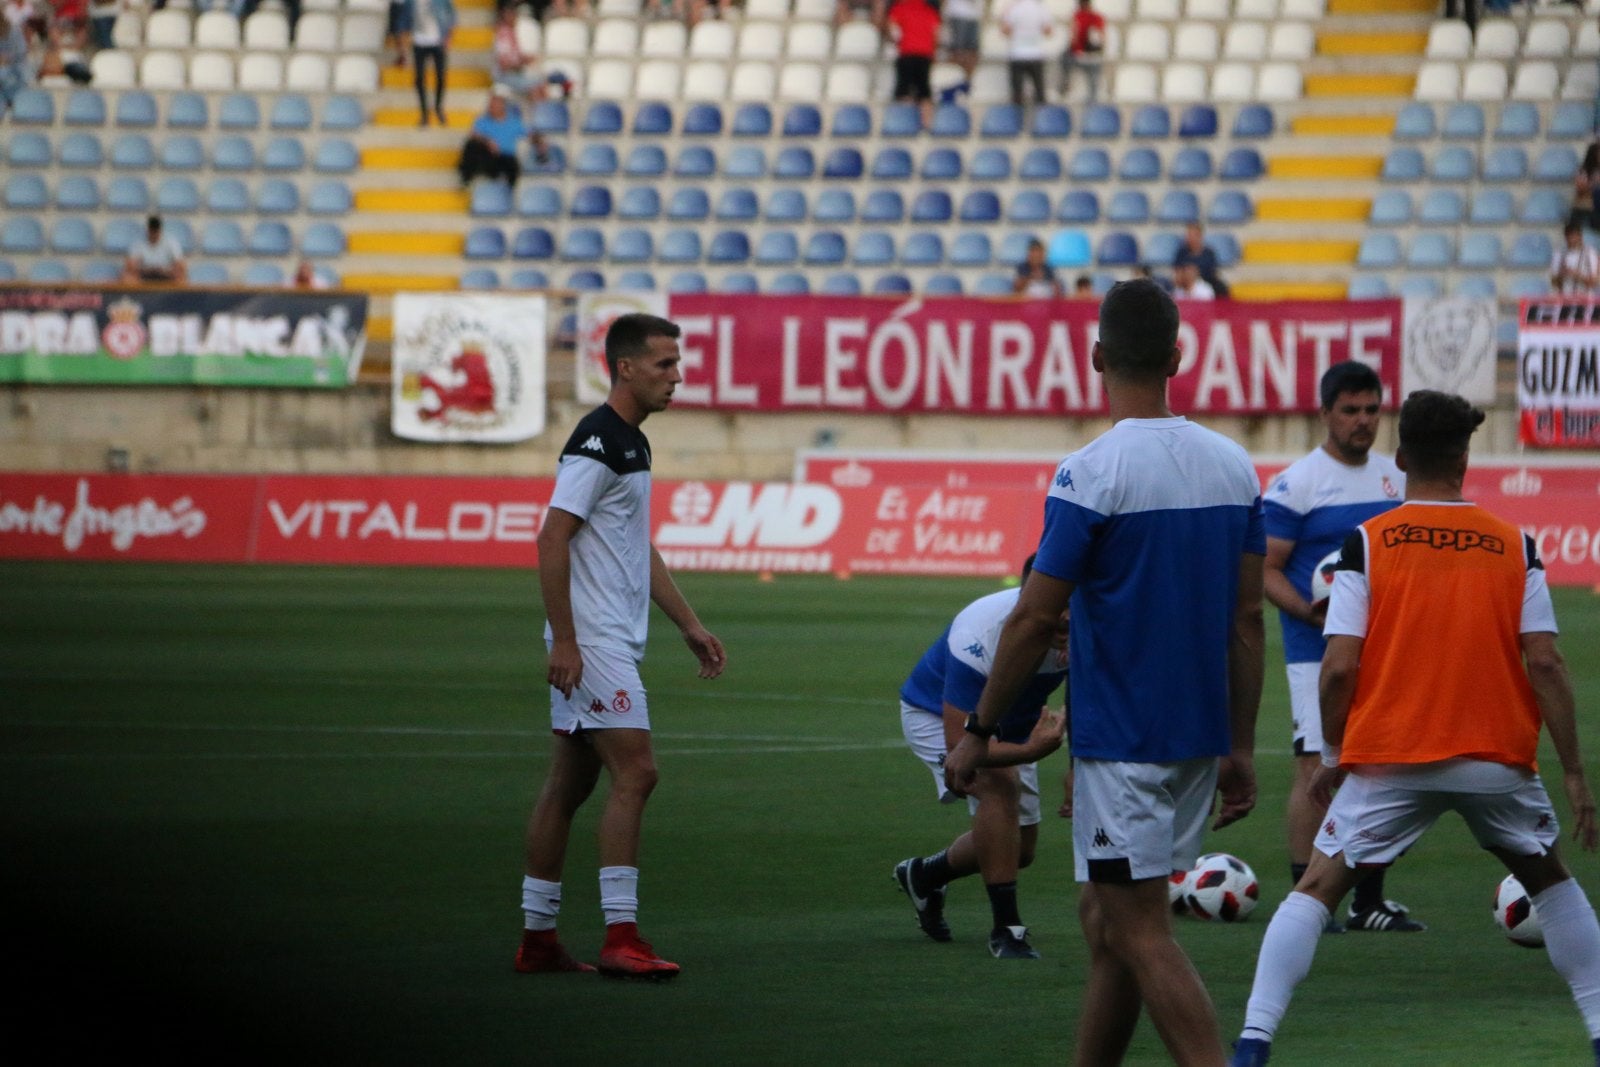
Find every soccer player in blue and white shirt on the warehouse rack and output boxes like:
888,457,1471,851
1263,361,1423,934
516,314,727,980
947,279,1266,1066
893,559,1068,959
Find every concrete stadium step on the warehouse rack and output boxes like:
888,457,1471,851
354,188,469,213
381,66,492,90
361,146,460,170
1253,197,1371,222
1266,154,1384,180
1290,114,1396,137
1304,73,1416,96
1317,31,1428,56
1242,240,1360,266
347,232,466,256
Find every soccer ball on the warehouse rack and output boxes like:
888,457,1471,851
1493,874,1544,948
1169,869,1193,917
1184,853,1259,922
1310,548,1343,604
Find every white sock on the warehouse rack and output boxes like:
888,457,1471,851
522,876,561,932
1534,878,1600,1040
1241,891,1330,1042
600,865,639,926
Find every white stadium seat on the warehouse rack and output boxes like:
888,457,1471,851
238,53,283,91
597,0,638,15
1135,0,1180,18
1210,62,1254,101
194,10,239,48
1414,61,1461,100
682,61,728,100
1425,21,1471,60
112,14,142,49
778,62,823,101
1523,20,1570,59
792,0,833,19
242,11,290,50
286,53,331,91
835,21,882,61
1280,0,1323,15
1233,0,1278,16
293,12,337,49
1223,22,1267,61
1461,59,1507,100
1124,24,1169,61
332,54,379,92
542,18,589,58
1578,20,1600,58
645,20,691,58
729,61,775,100
1172,23,1218,61
1564,62,1599,102
188,51,234,90
1185,0,1229,17
514,17,541,55
632,58,680,99
1256,62,1302,101
91,49,135,88
738,21,781,61
592,18,639,58
140,49,185,89
1472,20,1518,60
1112,63,1158,102
340,14,386,53
744,0,787,18
1162,62,1206,101
1511,61,1559,101
787,22,830,61
144,9,190,48
1268,22,1313,61
824,63,872,102
588,58,636,99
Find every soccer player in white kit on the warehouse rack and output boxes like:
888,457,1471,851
515,313,727,979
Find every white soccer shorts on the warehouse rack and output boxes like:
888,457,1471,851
900,700,1041,826
1287,661,1324,755
1072,756,1217,883
549,642,651,733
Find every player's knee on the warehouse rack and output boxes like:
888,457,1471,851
613,760,659,800
1019,827,1039,869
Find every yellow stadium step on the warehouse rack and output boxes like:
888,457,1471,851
354,188,469,213
369,315,393,343
361,146,460,170
347,231,466,256
372,107,477,129
1327,0,1433,12
1265,155,1383,180
1242,240,1361,266
1318,32,1428,56
454,26,493,50
341,274,458,294
1254,198,1371,223
1290,114,1396,137
1232,281,1353,301
458,0,494,8
380,66,492,90
1304,73,1415,97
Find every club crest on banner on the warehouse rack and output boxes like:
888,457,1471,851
1402,297,1497,402
391,293,546,443
575,291,669,404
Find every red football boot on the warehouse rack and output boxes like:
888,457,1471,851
598,922,681,981
515,929,596,974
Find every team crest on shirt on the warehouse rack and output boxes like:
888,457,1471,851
1381,475,1399,499
611,690,632,713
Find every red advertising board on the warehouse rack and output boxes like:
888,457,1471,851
0,472,257,561
664,295,1402,416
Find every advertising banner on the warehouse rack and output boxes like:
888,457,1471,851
391,293,547,443
1517,297,1600,449
574,291,668,404
0,286,367,387
0,472,257,561
576,294,1403,416
1401,296,1498,403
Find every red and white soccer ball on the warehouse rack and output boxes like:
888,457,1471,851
1169,869,1193,917
1184,853,1259,922
1310,548,1343,605
1493,873,1544,948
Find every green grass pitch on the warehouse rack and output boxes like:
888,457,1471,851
2,562,1599,1065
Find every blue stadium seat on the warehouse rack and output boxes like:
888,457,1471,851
816,188,857,222
1381,147,1425,182
862,189,903,222
314,139,359,173
4,174,46,210
29,260,71,283
660,230,703,263
1534,146,1580,183
950,232,991,267
821,273,863,296
1069,148,1111,181
825,147,865,179
1082,103,1121,138
1219,148,1263,181
1145,232,1182,266
1454,276,1496,299
765,188,807,223
930,105,969,138
1407,233,1452,269
301,222,345,256
624,144,668,177
50,217,95,254
115,91,158,128
241,263,285,287
531,101,569,135
1346,276,1391,300
460,268,501,289
1207,190,1252,224
167,92,209,129
101,218,142,254
773,146,814,179
1156,190,1199,224
306,180,351,216
163,220,194,253
709,231,750,264
571,186,614,218
667,188,709,220
11,88,53,124
471,181,513,217
562,227,605,261
668,270,709,293
1521,188,1567,225
583,101,624,135
1211,233,1241,267
1019,147,1062,181
322,95,364,130
756,232,800,266
720,272,760,294
925,273,963,296
783,104,823,138
731,103,772,137
219,94,261,130
1441,103,1484,140
107,176,149,212
1393,103,1434,140
1508,232,1553,269
970,147,1011,180
576,144,619,176
921,147,961,180
1057,190,1100,223
1108,190,1149,224
1356,234,1400,269
263,138,306,172
853,231,896,267
1468,189,1512,225
716,188,759,222
161,136,205,171
611,228,654,263
1118,148,1162,182
975,273,1014,296
1482,146,1526,183
724,145,766,179
1170,146,1213,182
513,227,555,259
1231,104,1274,138
1370,190,1412,226
1049,230,1092,268
271,95,313,131
873,273,914,295
206,177,250,214
683,103,722,136
615,187,656,220
871,146,914,180
980,104,1022,138
567,270,605,291
1130,105,1170,138
1096,232,1138,267
1494,102,1539,140
911,190,952,223
212,136,256,172
6,132,49,167
1430,146,1475,182
248,221,292,256
1,218,44,254
64,89,105,126
960,190,1000,223
831,104,872,137
616,270,657,291
1178,105,1217,138
769,272,809,294
1508,274,1549,300
1551,102,1593,140
1397,276,1440,299
804,231,847,266
517,184,563,219
1418,189,1462,225
201,220,246,256
81,261,123,284
1008,190,1050,223
881,103,922,137
59,132,103,168
902,233,943,266
1030,105,1071,138
1458,233,1500,270
633,101,673,135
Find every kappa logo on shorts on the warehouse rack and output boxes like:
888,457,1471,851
588,699,606,715
1537,813,1554,831
611,690,632,713
1092,827,1111,848
1323,818,1337,836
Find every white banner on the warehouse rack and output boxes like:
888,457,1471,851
574,291,669,404
1517,297,1600,449
391,293,546,443
1401,296,1497,404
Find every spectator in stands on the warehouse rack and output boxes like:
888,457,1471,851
0,9,33,115
1551,222,1600,295
49,0,86,38
292,259,329,290
1572,139,1599,232
36,19,89,86
1173,223,1230,299
122,216,187,286
881,0,939,128
1073,274,1094,298
1014,239,1064,298
2,0,43,44
1058,0,1104,102
835,0,882,29
86,0,116,51
1000,0,1053,108
386,0,411,67
1172,260,1215,301
239,0,301,44
458,90,543,187
492,2,543,102
941,0,980,103
408,0,456,127
1443,0,1479,37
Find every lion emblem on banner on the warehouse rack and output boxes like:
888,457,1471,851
1405,297,1496,397
399,310,523,432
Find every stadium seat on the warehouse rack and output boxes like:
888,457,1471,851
716,189,759,222
633,102,676,138
1418,189,1463,226
1370,190,1412,226
471,182,513,218
1414,62,1460,100
920,148,961,180
1008,190,1051,224
1381,148,1425,182
571,186,614,219
1458,233,1500,270
1431,146,1475,182
769,272,810,295
270,95,314,132
1157,190,1200,225
1178,105,1218,138
1131,105,1170,138
882,103,923,137
10,88,53,124
1494,103,1539,141
1396,276,1440,299
1048,230,1092,268
512,227,555,260
1169,147,1213,182
1013,147,1060,182
709,231,751,265
243,263,287,287
1393,103,1435,140
821,273,862,296
731,103,772,137
576,144,619,177
911,191,953,223
1356,234,1401,269
238,54,284,92
615,270,657,292
1441,102,1484,140
160,136,205,171
460,268,501,290
1231,104,1274,138
1070,148,1112,181
1551,102,1593,140
950,232,991,267
959,191,1001,223
1058,190,1101,223
263,138,305,172
774,147,814,179
1482,147,1526,183
765,189,807,223
1508,233,1553,270
115,92,158,129
1521,189,1567,226
824,147,865,180
1031,106,1072,138
0,217,44,254
1460,60,1506,101
63,89,106,126
804,232,848,266
5,132,49,168
1096,232,1139,267
1534,147,1580,183
668,188,709,220
155,177,200,213
970,148,1012,181
683,104,722,136
57,133,103,169
719,272,759,294
616,187,657,220
1346,276,1391,300
930,106,970,138
205,178,249,215
212,136,256,172
667,271,709,294
308,180,353,216
1407,233,1452,270
286,55,331,93
562,227,605,261
101,218,143,255
583,101,624,136
49,217,95,255
755,232,800,266
873,274,914,296
247,221,292,256
980,105,1023,138
28,260,71,283
531,101,570,135
1466,189,1512,226
3,173,46,211
783,104,823,138
624,145,668,177
974,273,1014,297
925,274,964,296
91,50,135,89
1118,148,1162,181
201,220,247,256
1208,190,1252,225
1108,191,1150,224
107,175,150,213
816,189,858,223
1218,148,1263,181
611,228,654,263
566,269,606,292
1454,276,1496,300
80,261,123,284
660,230,703,264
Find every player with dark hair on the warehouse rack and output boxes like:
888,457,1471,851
1262,361,1423,934
893,556,1069,959
1231,391,1600,1067
947,278,1265,1065
516,313,727,979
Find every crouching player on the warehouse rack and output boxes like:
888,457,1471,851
893,557,1069,959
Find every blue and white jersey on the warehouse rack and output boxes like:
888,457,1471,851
900,587,1068,744
1263,447,1403,664
1033,417,1265,763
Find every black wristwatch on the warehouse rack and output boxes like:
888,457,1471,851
964,714,997,740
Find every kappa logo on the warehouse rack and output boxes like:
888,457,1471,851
611,689,632,713
1092,827,1111,848
1382,523,1506,554
1537,812,1554,831
581,435,604,453
624,449,637,459
1323,819,1337,837
965,641,986,659
588,699,606,715
1055,467,1075,490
